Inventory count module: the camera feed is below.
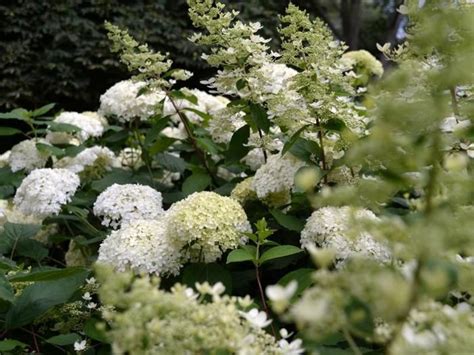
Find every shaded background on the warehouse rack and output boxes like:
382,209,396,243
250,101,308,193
0,0,405,112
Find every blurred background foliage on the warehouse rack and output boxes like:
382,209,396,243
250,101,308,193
0,0,404,112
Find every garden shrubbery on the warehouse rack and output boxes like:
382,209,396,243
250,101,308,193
0,0,473,354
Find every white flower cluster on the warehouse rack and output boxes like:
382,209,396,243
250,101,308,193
93,183,164,229
300,206,391,265
13,168,80,218
98,218,181,276
54,146,120,173
248,63,298,101
166,191,251,263
0,199,43,228
252,153,305,206
46,111,107,143
8,138,50,172
118,147,144,170
0,150,10,168
99,80,165,122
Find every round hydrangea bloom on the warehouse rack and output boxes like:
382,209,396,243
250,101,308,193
99,80,165,122
54,146,120,173
8,139,50,172
341,50,384,78
98,218,181,276
166,192,251,262
230,177,257,205
252,153,305,207
13,168,80,218
249,63,298,99
300,206,391,264
47,111,106,143
93,184,164,229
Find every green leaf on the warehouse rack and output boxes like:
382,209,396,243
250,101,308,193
0,127,22,136
196,137,221,155
289,137,322,163
248,103,271,133
47,121,81,133
9,267,88,282
15,239,48,261
226,248,255,264
344,296,375,336
225,125,250,162
182,172,211,195
278,268,314,300
36,142,65,157
144,117,170,147
149,136,175,155
259,245,303,265
0,223,41,255
5,269,89,329
270,209,305,232
182,263,232,293
183,108,213,123
0,108,29,121
322,118,347,132
169,90,198,105
282,124,312,155
0,339,28,351
156,153,187,173
84,318,109,343
91,169,134,192
236,79,247,90
31,103,55,117
46,333,81,346
0,275,14,303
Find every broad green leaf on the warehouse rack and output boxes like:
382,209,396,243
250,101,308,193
183,108,213,123
259,245,303,265
0,339,28,351
169,90,198,105
31,103,55,117
344,296,375,336
0,222,41,254
278,268,314,300
156,152,187,173
182,172,211,195
46,333,81,346
9,267,88,282
196,137,221,155
0,127,22,136
15,239,48,261
36,142,65,157
144,117,170,147
149,136,175,155
289,137,322,163
226,248,255,264
5,269,89,328
47,121,81,133
182,263,232,293
236,79,247,90
84,318,109,342
248,103,271,133
322,118,347,132
225,125,250,162
0,275,14,303
282,124,312,155
270,209,305,232
0,108,29,121
91,169,134,192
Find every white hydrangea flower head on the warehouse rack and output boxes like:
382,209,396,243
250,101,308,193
248,63,298,101
252,153,305,207
163,88,229,124
98,218,182,276
300,206,391,265
341,50,384,77
161,124,188,140
93,184,164,229
99,80,165,122
54,146,120,173
166,191,251,263
230,177,257,205
47,111,106,143
118,147,144,170
0,150,11,168
8,138,50,172
13,168,80,218
0,199,43,228
208,109,246,144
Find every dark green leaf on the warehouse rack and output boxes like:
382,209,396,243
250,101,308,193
282,124,312,155
169,90,198,105
5,269,88,329
270,209,305,232
0,108,29,121
182,172,211,195
46,333,81,346
0,127,22,136
248,103,271,133
149,136,175,155
9,267,88,282
196,137,221,155
226,248,255,264
0,339,28,351
0,275,14,303
36,142,65,157
225,125,250,162
259,245,303,265
91,169,134,192
323,118,347,132
144,117,170,146
48,122,81,133
31,103,55,117
182,263,232,293
183,108,213,123
289,137,321,163
84,318,109,343
156,153,187,173
278,268,314,300
236,79,247,90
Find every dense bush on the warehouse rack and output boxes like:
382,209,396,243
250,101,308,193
0,0,473,354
